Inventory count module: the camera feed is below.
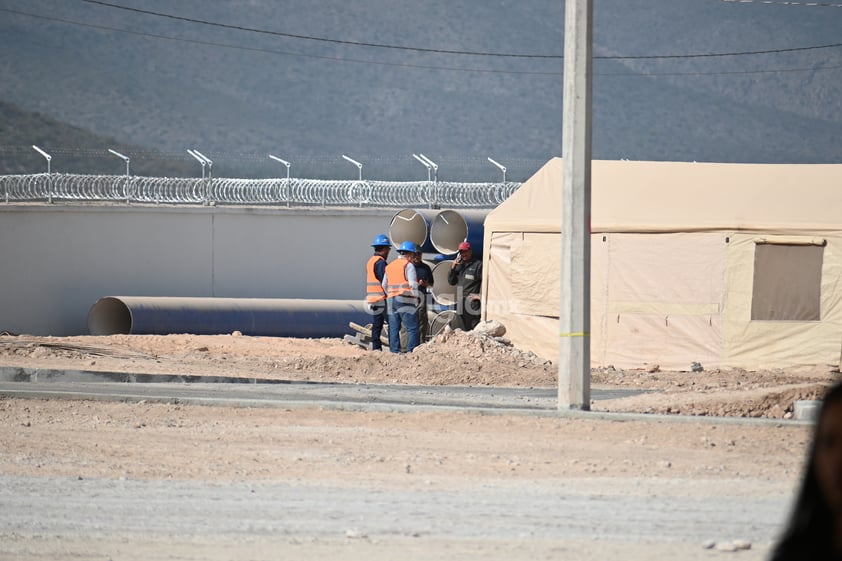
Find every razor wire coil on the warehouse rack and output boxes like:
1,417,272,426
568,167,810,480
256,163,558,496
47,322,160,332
0,174,521,208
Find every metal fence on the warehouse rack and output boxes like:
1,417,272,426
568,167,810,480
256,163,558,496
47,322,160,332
0,173,522,209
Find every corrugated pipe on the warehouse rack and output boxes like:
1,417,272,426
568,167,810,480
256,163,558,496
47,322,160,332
87,296,370,338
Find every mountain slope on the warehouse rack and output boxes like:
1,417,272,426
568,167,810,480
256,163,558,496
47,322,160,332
0,0,839,180
0,100,193,176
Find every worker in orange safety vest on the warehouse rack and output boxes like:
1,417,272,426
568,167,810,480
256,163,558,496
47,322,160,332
365,234,391,350
382,240,420,353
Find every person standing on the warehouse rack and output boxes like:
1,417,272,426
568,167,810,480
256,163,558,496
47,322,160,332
411,251,434,343
382,241,420,353
447,241,482,331
364,234,391,351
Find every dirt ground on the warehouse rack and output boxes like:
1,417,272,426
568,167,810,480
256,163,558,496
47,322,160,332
0,327,838,560
0,326,838,418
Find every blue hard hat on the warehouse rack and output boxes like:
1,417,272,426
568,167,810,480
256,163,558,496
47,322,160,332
371,234,391,247
398,240,417,253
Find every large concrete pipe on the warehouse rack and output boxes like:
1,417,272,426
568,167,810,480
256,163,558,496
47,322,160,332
429,209,488,256
388,208,439,253
430,260,457,305
87,296,369,338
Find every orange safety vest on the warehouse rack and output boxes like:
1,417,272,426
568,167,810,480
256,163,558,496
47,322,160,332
366,255,387,303
385,258,414,301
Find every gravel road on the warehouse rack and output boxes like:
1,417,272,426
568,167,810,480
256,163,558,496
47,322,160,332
0,358,813,560
1,474,791,561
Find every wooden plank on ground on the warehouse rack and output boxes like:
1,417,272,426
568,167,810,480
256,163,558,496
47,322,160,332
348,321,388,346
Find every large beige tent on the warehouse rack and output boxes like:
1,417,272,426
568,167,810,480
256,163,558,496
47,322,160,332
482,157,842,371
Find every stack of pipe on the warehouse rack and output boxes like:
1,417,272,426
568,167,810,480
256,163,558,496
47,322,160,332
84,208,486,338
388,208,487,329
388,208,487,259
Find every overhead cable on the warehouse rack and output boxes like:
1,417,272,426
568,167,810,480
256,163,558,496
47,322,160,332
3,7,840,77
79,0,842,60
720,0,842,7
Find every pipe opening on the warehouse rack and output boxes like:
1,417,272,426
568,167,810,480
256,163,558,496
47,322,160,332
389,209,428,248
87,297,132,335
430,210,467,255
389,208,440,253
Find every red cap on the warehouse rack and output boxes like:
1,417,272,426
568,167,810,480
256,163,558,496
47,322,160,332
457,242,472,251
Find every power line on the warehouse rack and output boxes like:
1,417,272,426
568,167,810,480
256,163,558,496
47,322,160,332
720,0,842,7
605,43,842,59
3,7,841,77
80,0,558,59
80,0,842,60
599,63,842,76
0,8,557,76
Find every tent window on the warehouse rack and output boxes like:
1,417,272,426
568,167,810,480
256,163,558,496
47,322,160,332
751,243,823,321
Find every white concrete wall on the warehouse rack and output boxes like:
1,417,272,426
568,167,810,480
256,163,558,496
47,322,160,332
0,204,394,335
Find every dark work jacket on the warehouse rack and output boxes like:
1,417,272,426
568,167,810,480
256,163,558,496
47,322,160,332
414,262,433,294
447,258,482,296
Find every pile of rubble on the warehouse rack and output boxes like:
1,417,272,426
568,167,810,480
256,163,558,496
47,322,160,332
419,321,552,369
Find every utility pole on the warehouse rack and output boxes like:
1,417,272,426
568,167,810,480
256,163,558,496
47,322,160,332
558,0,593,410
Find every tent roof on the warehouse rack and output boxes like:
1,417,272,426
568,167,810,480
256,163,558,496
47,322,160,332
485,158,842,234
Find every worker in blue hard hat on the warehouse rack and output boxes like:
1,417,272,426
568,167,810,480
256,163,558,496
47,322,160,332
364,234,391,351
382,240,420,353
